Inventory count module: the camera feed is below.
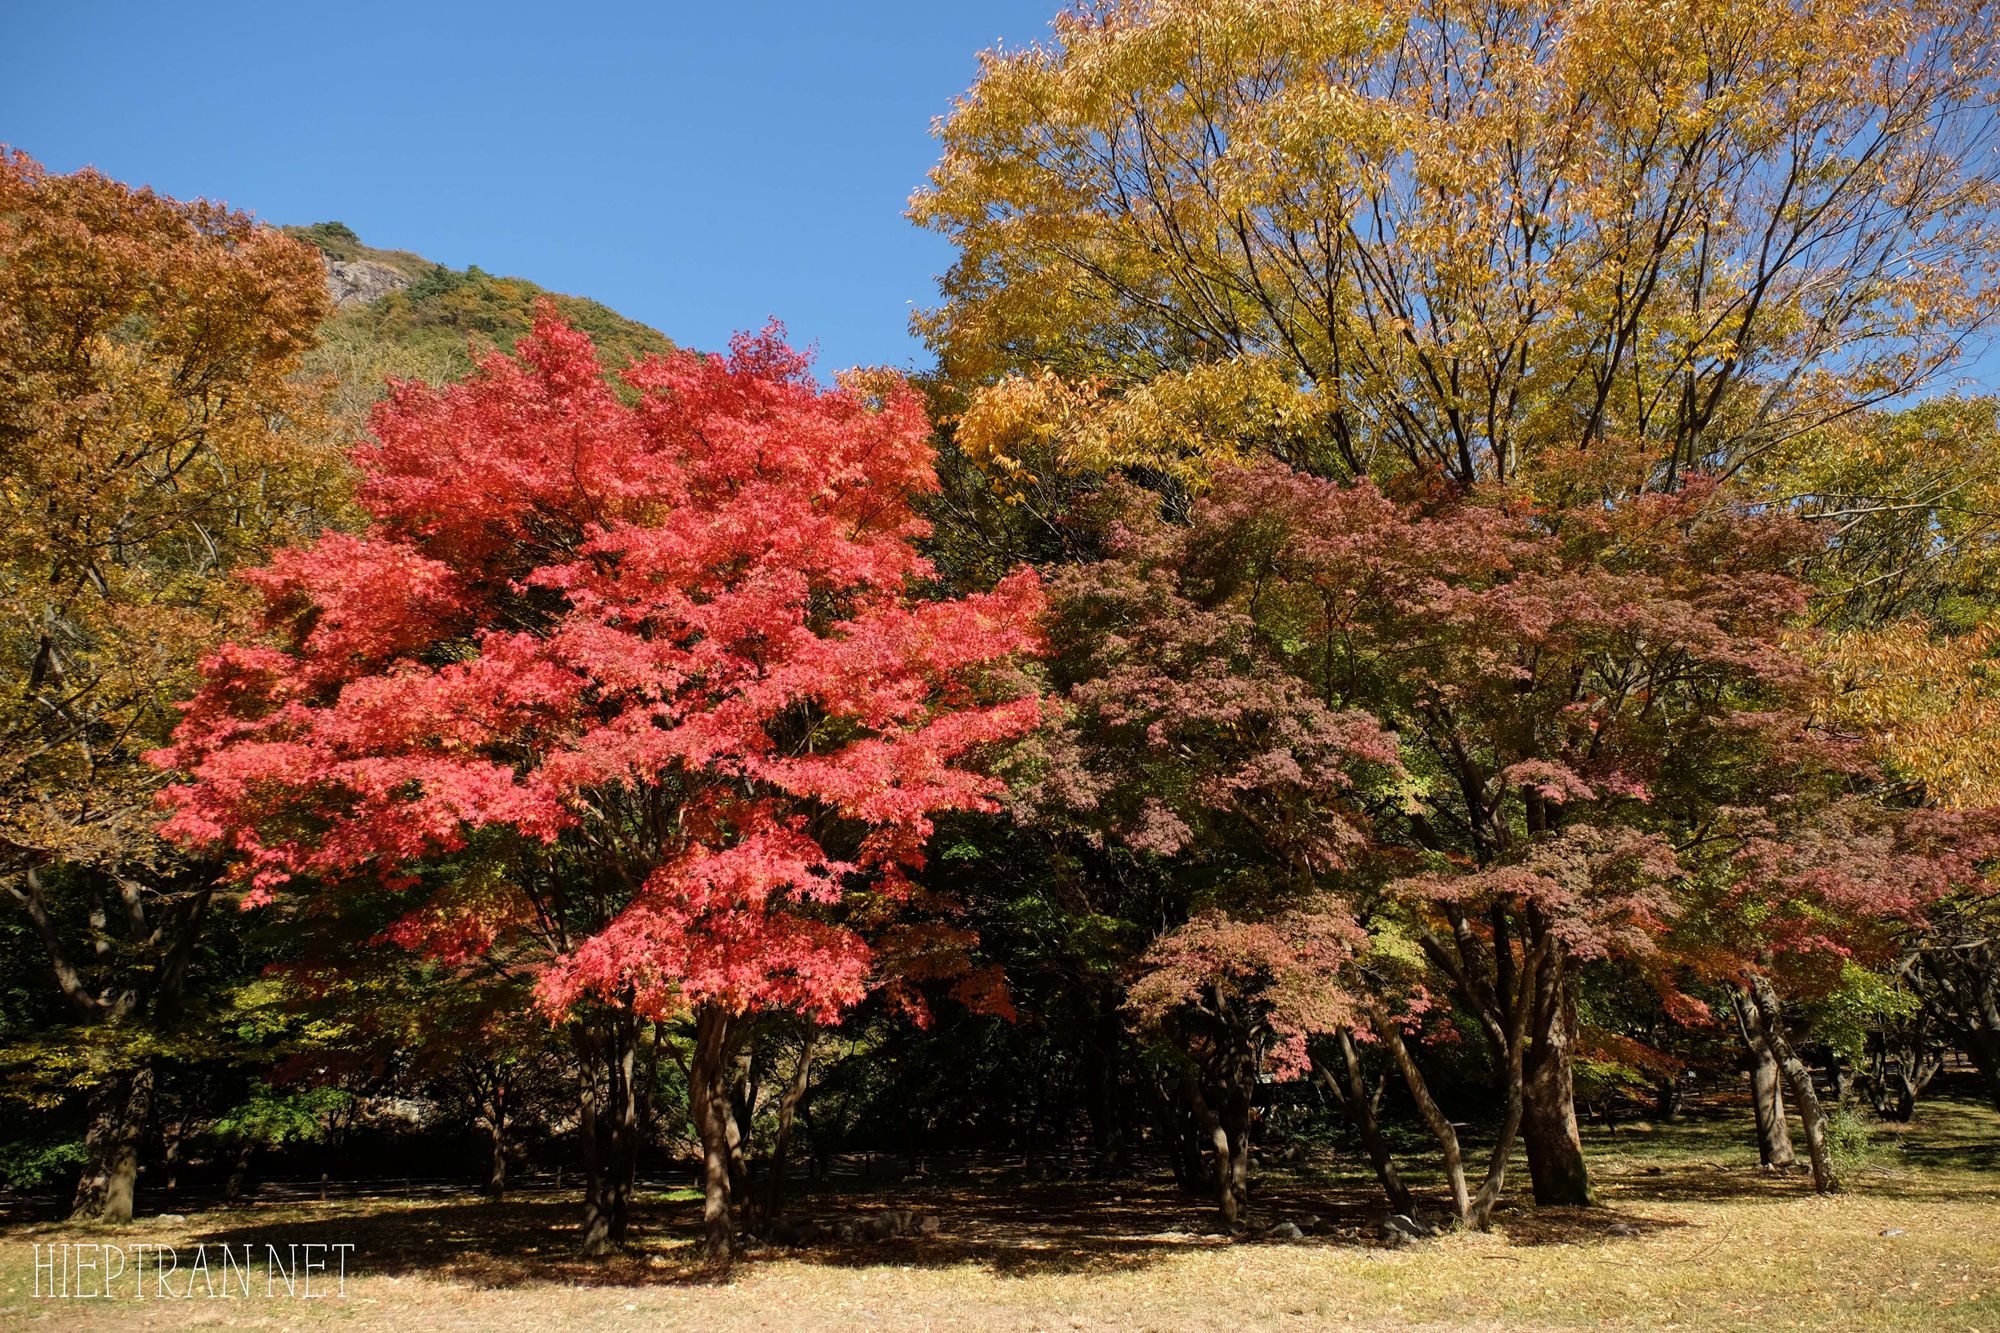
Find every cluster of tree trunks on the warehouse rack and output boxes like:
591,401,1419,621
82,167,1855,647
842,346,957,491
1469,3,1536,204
1732,977,1838,1193
1908,938,2000,1110
575,1004,641,1257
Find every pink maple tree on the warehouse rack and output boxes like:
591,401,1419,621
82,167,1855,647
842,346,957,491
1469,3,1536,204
154,309,1045,1258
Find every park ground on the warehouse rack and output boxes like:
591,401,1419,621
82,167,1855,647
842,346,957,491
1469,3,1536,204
2,1095,1996,1332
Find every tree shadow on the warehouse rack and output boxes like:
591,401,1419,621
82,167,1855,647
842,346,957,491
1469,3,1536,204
67,1093,2000,1288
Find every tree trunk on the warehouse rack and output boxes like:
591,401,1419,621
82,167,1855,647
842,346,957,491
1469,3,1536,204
484,1085,508,1200
1732,989,1796,1167
1369,1002,1471,1224
1913,942,2000,1111
1466,951,1541,1231
1318,1030,1413,1214
1746,977,1839,1193
1186,1075,1238,1230
727,1034,765,1206
224,1139,255,1203
691,1002,739,1264
1224,1079,1252,1223
1372,934,1544,1232
1521,949,1591,1206
1142,1072,1203,1193
1086,1002,1127,1175
759,1032,814,1235
576,1007,639,1255
1654,1073,1685,1122
577,1027,612,1257
71,1064,153,1224
604,1007,639,1245
1956,1014,2000,1111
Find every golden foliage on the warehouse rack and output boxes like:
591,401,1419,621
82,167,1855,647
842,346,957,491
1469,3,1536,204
954,357,1316,494
915,0,2000,486
1812,619,2000,808
1756,399,2000,627
0,149,343,869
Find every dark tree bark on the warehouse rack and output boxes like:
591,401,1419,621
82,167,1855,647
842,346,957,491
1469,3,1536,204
1141,1071,1204,1193
1654,1073,1685,1122
1521,958,1591,1206
727,1032,767,1207
1369,1000,1470,1223
224,1138,255,1203
690,1002,740,1264
1369,935,1548,1230
758,1031,814,1235
16,867,212,1224
70,1065,153,1224
577,1004,640,1256
484,1078,509,1200
1317,1029,1413,1214
1085,999,1129,1175
1417,895,1585,1220
577,1031,608,1256
1185,1072,1240,1230
1910,938,2000,1111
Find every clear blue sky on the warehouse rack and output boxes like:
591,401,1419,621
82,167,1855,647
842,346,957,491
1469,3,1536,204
6,4,1995,391
0,1,1059,372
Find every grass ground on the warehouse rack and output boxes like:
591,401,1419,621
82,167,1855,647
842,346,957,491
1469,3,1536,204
3,1095,1996,1332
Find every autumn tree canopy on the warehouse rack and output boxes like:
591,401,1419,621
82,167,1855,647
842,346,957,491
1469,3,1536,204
0,147,339,1224
914,0,2000,489
156,311,1047,1256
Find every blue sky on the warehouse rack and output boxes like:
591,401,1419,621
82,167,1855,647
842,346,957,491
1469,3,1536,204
1,1,1059,372
5,4,1995,390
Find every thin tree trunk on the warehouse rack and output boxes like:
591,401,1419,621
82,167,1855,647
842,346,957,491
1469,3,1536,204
759,1033,814,1235
1467,945,1543,1230
1225,1079,1252,1222
1746,976,1839,1194
727,1036,763,1205
1368,1001,1471,1224
1319,1030,1413,1213
224,1139,255,1204
1142,1072,1202,1193
1186,1075,1238,1230
1086,1001,1127,1175
71,1065,153,1223
1654,1074,1685,1121
1965,1033,2000,1109
576,1026,613,1257
604,1006,639,1245
484,1081,509,1200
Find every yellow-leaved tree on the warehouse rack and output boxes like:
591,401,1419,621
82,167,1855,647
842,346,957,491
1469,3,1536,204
0,149,343,1221
914,0,2000,491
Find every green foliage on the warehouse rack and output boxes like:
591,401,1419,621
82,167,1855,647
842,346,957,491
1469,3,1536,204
0,1133,86,1189
1814,964,1921,1066
1825,1102,1882,1174
283,223,675,431
287,221,370,263
211,1082,354,1150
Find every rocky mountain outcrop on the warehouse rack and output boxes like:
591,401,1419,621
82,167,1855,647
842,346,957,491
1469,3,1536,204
325,258,413,309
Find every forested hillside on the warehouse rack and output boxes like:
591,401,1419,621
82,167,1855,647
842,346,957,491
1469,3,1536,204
282,220,674,426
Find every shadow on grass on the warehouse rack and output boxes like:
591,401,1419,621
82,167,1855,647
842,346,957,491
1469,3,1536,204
158,1168,1711,1290
42,1093,1994,1290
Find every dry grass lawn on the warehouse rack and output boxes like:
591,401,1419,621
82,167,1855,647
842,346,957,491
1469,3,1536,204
3,1095,1996,1331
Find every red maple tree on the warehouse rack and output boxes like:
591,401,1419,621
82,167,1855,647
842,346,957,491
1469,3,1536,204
155,310,1045,1258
